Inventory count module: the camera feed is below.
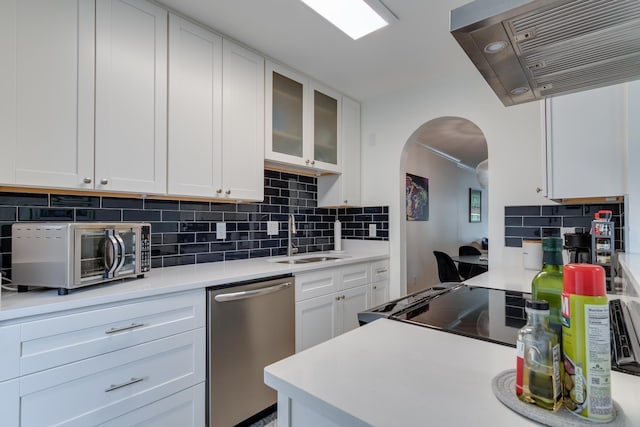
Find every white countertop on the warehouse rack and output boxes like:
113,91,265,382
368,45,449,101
617,253,640,296
0,240,388,323
265,318,640,427
463,267,538,292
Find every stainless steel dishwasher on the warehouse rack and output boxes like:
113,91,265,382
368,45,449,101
207,275,294,426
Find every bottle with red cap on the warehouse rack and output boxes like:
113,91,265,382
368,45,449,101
561,264,613,422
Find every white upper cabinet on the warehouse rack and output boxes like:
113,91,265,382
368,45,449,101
167,17,264,201
318,96,361,207
542,84,627,200
95,0,167,194
168,14,223,197
220,39,265,201
0,0,94,189
266,61,341,174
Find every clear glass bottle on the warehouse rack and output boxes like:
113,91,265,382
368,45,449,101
516,300,562,412
532,237,564,340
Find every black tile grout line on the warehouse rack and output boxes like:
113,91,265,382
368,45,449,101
0,173,389,276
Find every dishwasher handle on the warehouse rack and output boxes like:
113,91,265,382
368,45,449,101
214,282,292,302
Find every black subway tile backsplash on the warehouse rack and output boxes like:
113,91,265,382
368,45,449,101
0,172,388,277
504,202,624,249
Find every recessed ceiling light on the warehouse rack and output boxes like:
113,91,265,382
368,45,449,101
510,87,530,96
484,41,508,53
300,0,396,40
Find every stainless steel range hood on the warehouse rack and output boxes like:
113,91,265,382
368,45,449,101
450,0,640,106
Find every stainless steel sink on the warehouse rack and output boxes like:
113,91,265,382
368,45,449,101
275,256,343,264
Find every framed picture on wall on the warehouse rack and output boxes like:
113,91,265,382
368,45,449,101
406,173,429,221
469,188,481,223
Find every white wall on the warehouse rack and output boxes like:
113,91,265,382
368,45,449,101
627,80,640,253
360,59,552,298
405,141,488,293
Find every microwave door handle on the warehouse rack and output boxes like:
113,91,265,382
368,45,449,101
113,231,126,275
104,230,119,279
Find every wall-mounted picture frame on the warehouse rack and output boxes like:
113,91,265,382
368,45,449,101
406,173,429,221
469,188,481,223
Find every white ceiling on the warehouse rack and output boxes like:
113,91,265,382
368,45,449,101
156,0,487,166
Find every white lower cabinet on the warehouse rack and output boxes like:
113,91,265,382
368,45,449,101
1,289,205,427
295,263,372,352
370,259,390,308
99,383,206,427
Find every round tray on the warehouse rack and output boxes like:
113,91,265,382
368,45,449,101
492,370,623,427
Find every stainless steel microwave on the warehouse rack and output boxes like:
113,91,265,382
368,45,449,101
12,222,151,295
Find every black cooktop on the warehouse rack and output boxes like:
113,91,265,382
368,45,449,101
390,285,528,348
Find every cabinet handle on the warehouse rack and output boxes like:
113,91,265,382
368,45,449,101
373,285,377,289
305,159,310,165
105,377,144,392
225,189,231,195
83,177,92,184
105,322,145,334
335,296,341,301
341,295,345,300
311,160,315,166
100,178,109,185
536,187,542,193
343,200,348,204
376,268,388,274
216,188,222,194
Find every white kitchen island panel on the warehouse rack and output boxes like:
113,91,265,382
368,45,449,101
265,318,640,427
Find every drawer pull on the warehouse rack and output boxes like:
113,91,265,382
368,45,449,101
105,322,145,334
105,377,144,392
375,268,388,274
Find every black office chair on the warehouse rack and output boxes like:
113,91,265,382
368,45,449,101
458,245,486,279
433,251,462,283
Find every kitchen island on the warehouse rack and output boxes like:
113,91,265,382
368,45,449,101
265,261,640,427
264,317,640,426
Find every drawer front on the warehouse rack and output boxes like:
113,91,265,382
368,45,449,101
371,259,390,283
295,268,339,301
98,382,205,427
340,263,370,290
20,328,205,427
0,324,20,381
20,290,205,375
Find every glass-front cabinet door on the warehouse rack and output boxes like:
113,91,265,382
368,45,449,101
265,61,341,173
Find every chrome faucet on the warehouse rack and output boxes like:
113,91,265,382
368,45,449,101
287,214,298,257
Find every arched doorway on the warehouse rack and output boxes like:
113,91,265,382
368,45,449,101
400,117,488,294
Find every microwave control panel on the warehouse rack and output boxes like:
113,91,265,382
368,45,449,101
140,225,151,272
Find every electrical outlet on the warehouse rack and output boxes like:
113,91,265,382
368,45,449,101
369,223,377,237
267,221,278,236
216,222,226,240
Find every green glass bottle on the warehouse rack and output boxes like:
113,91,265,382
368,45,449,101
531,237,564,340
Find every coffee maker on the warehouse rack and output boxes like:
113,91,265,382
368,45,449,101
564,232,592,263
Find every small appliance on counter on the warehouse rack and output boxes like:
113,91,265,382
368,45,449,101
12,222,151,295
563,232,591,264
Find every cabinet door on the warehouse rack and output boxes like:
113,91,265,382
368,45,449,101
318,96,361,207
221,39,265,201
295,294,338,352
99,382,205,427
167,14,223,197
0,379,19,427
543,84,626,199
95,0,167,194
308,81,341,173
265,61,308,168
371,280,390,308
339,284,369,335
0,0,94,189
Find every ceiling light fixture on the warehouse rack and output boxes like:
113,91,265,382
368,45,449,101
300,0,396,40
